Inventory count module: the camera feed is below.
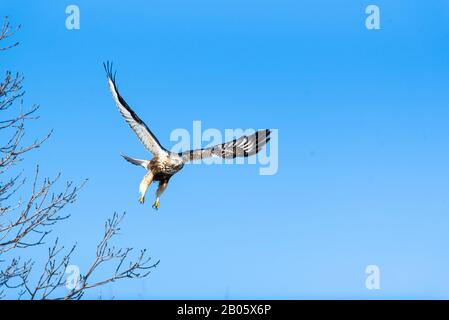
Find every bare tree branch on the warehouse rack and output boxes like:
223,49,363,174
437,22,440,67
0,16,20,51
0,17,158,300
63,213,159,300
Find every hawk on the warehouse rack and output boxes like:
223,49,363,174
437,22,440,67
104,62,271,209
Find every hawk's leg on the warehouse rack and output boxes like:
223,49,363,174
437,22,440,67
139,171,154,204
153,180,168,210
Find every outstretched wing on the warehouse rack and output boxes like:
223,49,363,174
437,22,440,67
179,129,271,163
104,62,167,157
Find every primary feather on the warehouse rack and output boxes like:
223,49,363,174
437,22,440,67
104,62,167,157
179,129,271,162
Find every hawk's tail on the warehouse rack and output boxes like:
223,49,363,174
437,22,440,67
121,154,150,169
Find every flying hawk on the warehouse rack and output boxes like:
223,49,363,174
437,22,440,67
104,62,271,209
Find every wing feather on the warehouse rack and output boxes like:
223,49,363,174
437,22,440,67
104,62,167,157
179,129,271,163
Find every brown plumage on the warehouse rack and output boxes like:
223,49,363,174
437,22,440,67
148,156,182,181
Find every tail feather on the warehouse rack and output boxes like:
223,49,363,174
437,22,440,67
121,154,150,169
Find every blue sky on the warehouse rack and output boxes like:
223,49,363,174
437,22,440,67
1,0,449,299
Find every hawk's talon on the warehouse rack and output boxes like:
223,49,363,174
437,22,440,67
152,199,160,210
138,195,145,204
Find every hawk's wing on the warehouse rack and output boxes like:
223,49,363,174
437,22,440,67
179,129,271,163
104,62,167,157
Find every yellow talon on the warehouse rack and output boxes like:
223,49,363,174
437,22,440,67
152,199,159,210
138,195,145,204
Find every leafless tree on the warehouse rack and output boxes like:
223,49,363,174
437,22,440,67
0,17,158,300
